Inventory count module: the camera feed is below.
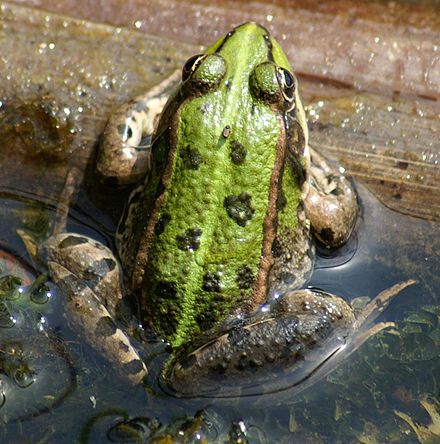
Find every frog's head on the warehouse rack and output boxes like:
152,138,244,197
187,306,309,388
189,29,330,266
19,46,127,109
178,22,308,172
181,22,303,113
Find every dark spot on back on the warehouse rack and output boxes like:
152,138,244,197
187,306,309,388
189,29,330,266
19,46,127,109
180,146,202,170
236,266,255,290
155,281,177,300
230,140,247,165
59,235,88,249
195,309,219,332
176,228,202,251
224,193,254,227
95,316,117,337
203,272,221,292
154,212,171,236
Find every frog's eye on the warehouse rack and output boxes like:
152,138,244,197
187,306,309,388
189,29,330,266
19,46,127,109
182,53,226,92
182,54,205,82
276,67,296,103
249,62,296,110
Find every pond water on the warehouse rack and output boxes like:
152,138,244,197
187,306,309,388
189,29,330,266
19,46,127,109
0,0,439,440
0,175,438,443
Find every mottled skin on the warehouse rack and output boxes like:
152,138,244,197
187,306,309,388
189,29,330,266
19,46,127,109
31,23,415,396
117,23,312,349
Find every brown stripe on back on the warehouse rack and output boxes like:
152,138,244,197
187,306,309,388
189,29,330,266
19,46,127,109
251,114,287,306
214,28,236,53
131,105,182,290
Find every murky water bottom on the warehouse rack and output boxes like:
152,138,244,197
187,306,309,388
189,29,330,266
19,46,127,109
0,182,438,443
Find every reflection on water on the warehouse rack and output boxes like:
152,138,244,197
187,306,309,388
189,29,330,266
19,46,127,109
0,182,438,443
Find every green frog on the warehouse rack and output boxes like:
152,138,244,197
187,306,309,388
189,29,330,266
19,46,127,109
35,22,414,396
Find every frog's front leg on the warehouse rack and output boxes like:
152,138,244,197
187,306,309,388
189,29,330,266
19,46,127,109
96,70,180,186
304,148,358,247
41,233,147,384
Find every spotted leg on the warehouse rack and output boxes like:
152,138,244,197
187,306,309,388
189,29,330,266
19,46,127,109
19,172,148,384
41,233,147,384
165,280,415,397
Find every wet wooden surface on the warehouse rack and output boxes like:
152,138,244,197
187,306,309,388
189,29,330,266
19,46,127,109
0,0,439,221
9,0,440,98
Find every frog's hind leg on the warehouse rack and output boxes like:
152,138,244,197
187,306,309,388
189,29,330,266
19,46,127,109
166,288,357,398
304,147,358,247
47,172,146,382
41,233,148,384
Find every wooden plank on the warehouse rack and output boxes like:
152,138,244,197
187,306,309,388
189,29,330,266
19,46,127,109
0,2,195,200
0,1,439,221
8,0,440,98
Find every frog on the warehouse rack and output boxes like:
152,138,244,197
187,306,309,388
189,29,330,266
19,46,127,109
30,22,414,396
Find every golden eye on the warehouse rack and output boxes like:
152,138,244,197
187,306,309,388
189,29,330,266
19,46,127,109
276,67,296,102
182,54,205,83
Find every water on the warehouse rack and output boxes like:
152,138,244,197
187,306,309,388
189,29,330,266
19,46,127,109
0,0,438,439
0,178,437,443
